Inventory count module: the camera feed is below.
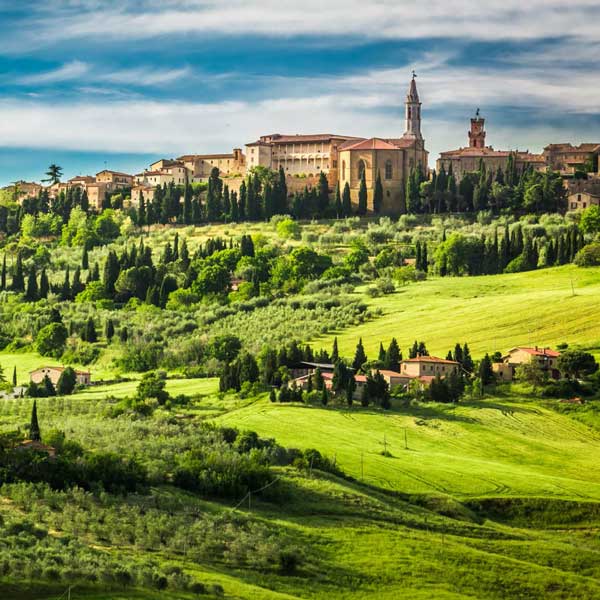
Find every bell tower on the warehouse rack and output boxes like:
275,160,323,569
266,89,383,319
469,108,486,149
403,71,422,140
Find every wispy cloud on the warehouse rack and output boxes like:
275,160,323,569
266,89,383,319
13,0,600,47
18,60,88,84
16,61,191,88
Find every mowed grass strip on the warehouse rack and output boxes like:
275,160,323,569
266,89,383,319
313,265,600,359
216,396,600,500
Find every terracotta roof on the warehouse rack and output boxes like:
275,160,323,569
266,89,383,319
247,133,357,146
378,370,404,377
402,356,459,365
96,170,133,177
340,138,402,151
440,147,545,161
544,143,600,153
30,366,90,375
178,153,239,161
68,175,95,183
510,347,560,358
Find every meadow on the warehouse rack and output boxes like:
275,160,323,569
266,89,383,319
314,264,600,359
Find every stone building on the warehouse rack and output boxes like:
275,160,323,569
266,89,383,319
177,149,245,181
437,111,545,180
336,74,429,214
542,143,600,175
244,133,358,184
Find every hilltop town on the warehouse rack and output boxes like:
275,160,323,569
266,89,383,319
4,75,600,216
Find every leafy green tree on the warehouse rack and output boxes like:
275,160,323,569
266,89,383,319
36,323,68,358
478,354,495,385
137,371,169,404
515,361,546,389
558,350,598,379
56,366,77,395
580,205,600,235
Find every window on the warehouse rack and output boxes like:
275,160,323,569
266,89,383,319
408,107,412,119
385,160,393,180
357,159,366,179
342,161,346,179
578,194,581,201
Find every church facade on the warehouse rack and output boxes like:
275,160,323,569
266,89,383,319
337,75,428,213
244,74,429,214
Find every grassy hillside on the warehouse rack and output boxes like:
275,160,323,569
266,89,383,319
216,393,600,500
313,264,600,359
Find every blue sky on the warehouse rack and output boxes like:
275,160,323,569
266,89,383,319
1,0,600,186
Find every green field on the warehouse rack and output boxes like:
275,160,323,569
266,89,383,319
216,393,600,500
314,264,600,359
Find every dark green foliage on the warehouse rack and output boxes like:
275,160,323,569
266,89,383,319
56,367,77,395
29,400,41,441
352,338,367,371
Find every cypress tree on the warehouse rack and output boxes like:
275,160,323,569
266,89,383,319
320,386,328,406
342,182,352,217
103,251,119,295
422,242,428,273
82,247,89,270
385,338,401,371
334,184,342,218
60,266,71,301
352,338,367,372
38,268,49,299
71,267,83,297
12,365,16,386
183,183,193,225
29,400,41,441
378,342,386,363
105,318,115,342
25,266,38,301
12,253,25,292
415,241,422,271
331,337,339,363
0,254,6,291
373,170,383,214
357,170,368,216
84,317,97,343
318,171,329,214
42,374,55,397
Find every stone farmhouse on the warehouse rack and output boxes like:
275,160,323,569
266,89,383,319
290,355,459,397
30,366,92,387
567,190,600,211
492,346,561,382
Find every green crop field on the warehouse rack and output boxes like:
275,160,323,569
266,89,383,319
313,264,600,359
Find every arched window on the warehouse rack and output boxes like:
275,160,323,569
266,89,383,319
385,160,393,180
342,160,346,179
408,107,412,119
357,159,366,179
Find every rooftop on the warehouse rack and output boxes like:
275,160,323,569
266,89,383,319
402,356,459,365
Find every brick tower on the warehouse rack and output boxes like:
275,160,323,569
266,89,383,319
468,109,486,149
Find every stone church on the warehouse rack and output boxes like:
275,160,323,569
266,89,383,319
337,74,429,213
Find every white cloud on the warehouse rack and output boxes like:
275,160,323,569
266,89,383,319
16,0,600,45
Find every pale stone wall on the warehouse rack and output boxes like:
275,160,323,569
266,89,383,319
568,191,600,210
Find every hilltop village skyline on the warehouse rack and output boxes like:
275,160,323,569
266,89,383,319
3,74,600,215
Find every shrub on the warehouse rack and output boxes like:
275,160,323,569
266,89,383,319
574,243,600,267
36,323,68,358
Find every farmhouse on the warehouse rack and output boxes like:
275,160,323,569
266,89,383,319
30,367,91,386
492,346,561,381
567,190,600,211
15,439,57,458
400,355,460,378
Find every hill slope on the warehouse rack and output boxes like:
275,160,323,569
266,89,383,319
313,265,600,358
216,394,600,500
